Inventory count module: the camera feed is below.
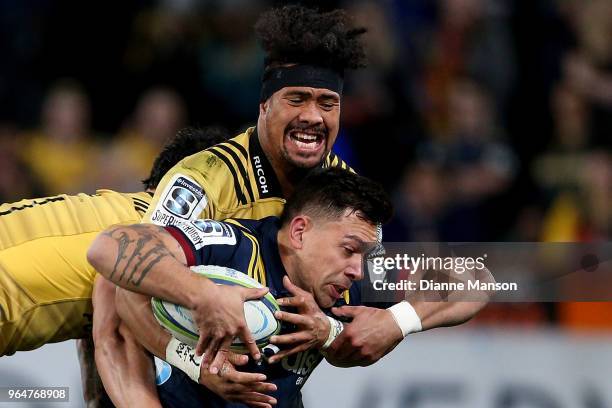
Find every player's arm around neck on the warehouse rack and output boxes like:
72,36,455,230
87,223,214,310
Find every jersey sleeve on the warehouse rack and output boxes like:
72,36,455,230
143,150,230,226
164,219,256,276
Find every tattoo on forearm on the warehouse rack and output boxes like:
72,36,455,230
127,246,167,286
103,225,172,287
108,231,132,281
117,236,147,283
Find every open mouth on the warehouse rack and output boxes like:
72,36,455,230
329,284,347,299
287,129,325,152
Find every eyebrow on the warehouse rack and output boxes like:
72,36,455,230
319,93,340,101
284,90,339,101
284,91,311,98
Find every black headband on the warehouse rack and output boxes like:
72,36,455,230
260,64,344,101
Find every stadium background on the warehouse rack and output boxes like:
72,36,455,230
0,0,611,406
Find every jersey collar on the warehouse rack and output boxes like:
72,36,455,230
249,128,284,199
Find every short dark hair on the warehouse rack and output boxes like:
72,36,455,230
255,5,367,73
142,126,229,190
280,168,392,227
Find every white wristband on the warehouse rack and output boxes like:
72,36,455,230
321,316,344,350
388,301,422,337
165,337,203,383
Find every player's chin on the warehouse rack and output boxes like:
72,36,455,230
285,151,327,169
319,298,335,309
283,138,327,167
319,286,339,308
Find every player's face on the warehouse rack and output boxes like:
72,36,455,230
259,86,340,169
294,210,377,308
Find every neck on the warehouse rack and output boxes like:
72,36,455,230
276,166,311,199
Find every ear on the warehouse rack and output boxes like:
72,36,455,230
288,215,312,249
259,100,269,116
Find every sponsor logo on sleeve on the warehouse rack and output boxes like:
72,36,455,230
173,219,237,249
150,174,208,225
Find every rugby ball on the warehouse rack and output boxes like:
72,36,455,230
151,265,280,353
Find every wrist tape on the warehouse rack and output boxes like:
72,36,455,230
388,301,422,337
165,337,202,383
322,316,344,350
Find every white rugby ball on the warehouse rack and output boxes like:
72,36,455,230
151,265,280,353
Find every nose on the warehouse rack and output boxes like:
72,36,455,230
345,257,364,282
298,101,324,126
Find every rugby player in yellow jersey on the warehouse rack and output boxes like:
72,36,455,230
91,6,488,399
0,126,228,406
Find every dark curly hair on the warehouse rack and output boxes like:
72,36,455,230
255,5,367,73
142,126,229,190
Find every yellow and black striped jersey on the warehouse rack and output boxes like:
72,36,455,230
0,190,152,355
144,127,352,226
0,190,151,250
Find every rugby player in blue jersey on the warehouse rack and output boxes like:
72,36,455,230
90,168,492,407
90,168,391,407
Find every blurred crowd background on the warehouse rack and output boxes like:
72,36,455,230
0,0,610,331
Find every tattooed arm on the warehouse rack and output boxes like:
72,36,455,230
87,223,267,372
87,224,203,304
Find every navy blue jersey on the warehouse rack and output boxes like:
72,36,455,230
157,216,362,408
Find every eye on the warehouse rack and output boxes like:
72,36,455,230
320,102,336,111
343,246,355,256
